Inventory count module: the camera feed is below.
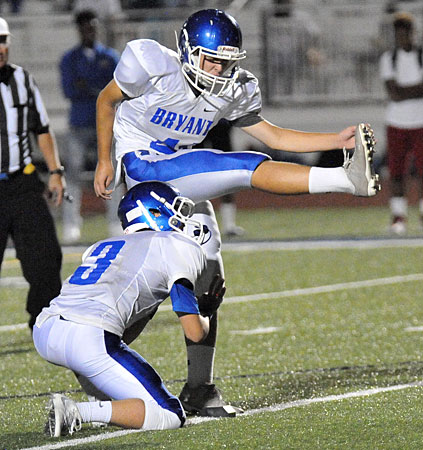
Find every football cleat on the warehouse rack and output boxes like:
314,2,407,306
344,123,381,197
47,394,82,437
179,383,243,417
223,225,245,238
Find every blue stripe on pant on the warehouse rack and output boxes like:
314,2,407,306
122,149,270,202
123,149,269,181
104,331,185,426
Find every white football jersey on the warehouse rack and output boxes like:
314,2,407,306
113,39,262,158
37,231,207,337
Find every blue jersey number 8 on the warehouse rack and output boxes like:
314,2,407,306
69,240,125,285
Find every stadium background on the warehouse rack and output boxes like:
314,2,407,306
3,3,423,448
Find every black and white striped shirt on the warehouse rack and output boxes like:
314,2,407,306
0,63,50,175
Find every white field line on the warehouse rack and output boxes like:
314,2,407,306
230,326,284,335
404,326,423,332
4,271,423,293
222,238,423,252
0,323,27,332
3,237,423,280
3,237,423,267
20,381,423,450
0,276,28,287
2,273,423,333
219,273,423,306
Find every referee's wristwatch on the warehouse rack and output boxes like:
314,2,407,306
49,166,65,176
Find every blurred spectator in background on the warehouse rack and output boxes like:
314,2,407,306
196,119,244,238
271,0,327,97
0,0,24,14
372,1,398,55
72,0,123,46
59,9,121,243
356,2,398,94
0,17,65,329
379,12,423,235
73,0,122,16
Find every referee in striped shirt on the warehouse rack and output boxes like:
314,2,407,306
0,17,65,330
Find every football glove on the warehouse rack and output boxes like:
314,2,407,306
197,274,226,317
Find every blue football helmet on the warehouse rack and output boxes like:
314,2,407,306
118,181,205,242
178,9,246,96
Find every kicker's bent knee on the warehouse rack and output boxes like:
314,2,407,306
142,401,184,430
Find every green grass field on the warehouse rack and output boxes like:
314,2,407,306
49,203,423,245
2,206,423,449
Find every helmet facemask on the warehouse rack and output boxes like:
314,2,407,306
150,191,206,244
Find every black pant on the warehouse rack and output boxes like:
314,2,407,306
0,171,62,328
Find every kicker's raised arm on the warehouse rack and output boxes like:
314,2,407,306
242,119,356,153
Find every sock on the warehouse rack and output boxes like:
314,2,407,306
390,196,407,218
76,400,113,424
220,202,236,232
186,345,215,387
185,312,218,387
309,166,354,194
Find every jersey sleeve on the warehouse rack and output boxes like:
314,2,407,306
162,234,206,292
230,111,264,128
224,69,262,122
170,281,200,315
380,51,394,81
27,71,50,134
114,40,151,98
114,39,177,98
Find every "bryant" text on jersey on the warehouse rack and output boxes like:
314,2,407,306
150,107,214,136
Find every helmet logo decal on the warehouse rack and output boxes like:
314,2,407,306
217,45,239,55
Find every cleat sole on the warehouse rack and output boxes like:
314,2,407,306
357,123,380,197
